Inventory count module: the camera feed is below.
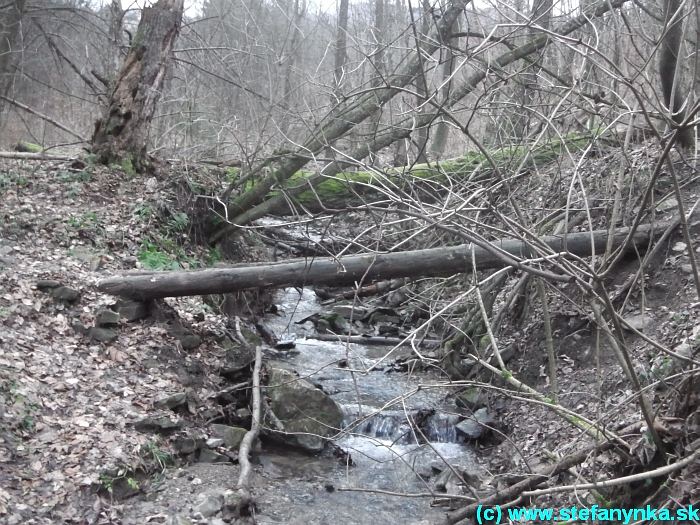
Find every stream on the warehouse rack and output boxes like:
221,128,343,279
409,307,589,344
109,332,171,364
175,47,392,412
253,288,480,524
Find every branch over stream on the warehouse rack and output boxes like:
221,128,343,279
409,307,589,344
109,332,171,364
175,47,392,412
98,223,662,299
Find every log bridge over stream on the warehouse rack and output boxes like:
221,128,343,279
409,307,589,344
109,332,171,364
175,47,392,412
97,224,662,300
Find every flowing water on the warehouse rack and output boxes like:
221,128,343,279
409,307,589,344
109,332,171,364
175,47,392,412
253,288,479,524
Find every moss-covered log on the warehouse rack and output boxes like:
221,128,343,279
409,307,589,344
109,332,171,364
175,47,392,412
227,134,592,218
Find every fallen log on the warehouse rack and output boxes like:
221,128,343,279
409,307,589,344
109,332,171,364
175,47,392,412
0,151,76,161
98,223,662,300
304,333,441,348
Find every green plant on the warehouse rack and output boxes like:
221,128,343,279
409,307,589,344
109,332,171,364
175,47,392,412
206,246,223,265
99,473,115,494
0,172,30,192
120,156,136,177
66,183,83,198
67,211,99,229
140,441,173,471
138,242,180,270
57,170,91,183
168,212,189,232
133,203,154,220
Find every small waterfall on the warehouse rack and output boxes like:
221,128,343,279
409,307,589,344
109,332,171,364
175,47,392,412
342,406,463,444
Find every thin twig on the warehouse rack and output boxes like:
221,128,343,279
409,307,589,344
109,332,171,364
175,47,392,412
521,448,700,496
0,95,87,142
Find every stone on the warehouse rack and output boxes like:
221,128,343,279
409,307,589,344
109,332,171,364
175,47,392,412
134,415,183,434
179,334,202,350
165,516,192,525
332,305,368,319
95,308,120,327
72,321,89,335
50,286,80,303
197,449,229,463
154,392,187,410
456,408,496,440
114,299,149,322
656,198,678,212
194,489,225,517
88,327,118,343
206,438,224,448
36,279,61,290
455,387,485,411
210,424,247,449
234,408,251,420
172,434,204,455
623,313,650,332
265,367,343,452
223,489,243,510
681,264,693,274
220,342,255,375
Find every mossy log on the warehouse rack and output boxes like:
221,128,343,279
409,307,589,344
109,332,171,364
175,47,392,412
14,141,43,153
228,134,592,217
98,223,661,300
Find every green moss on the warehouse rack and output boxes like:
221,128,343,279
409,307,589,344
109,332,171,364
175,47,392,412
478,335,491,351
225,167,241,181
120,156,136,177
15,141,43,153
259,134,595,210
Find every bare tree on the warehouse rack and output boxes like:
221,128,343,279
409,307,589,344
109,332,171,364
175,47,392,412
334,0,349,92
91,0,185,170
0,1,26,96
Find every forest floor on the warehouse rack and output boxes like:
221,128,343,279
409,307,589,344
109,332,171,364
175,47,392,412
1,153,698,524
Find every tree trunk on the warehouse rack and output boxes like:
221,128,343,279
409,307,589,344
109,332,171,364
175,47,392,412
91,0,184,171
0,0,26,100
281,0,305,121
334,0,349,90
516,0,552,138
412,0,431,162
107,0,125,80
99,223,661,299
430,18,458,159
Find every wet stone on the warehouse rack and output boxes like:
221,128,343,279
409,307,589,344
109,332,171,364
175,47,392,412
265,367,343,452
455,408,496,440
